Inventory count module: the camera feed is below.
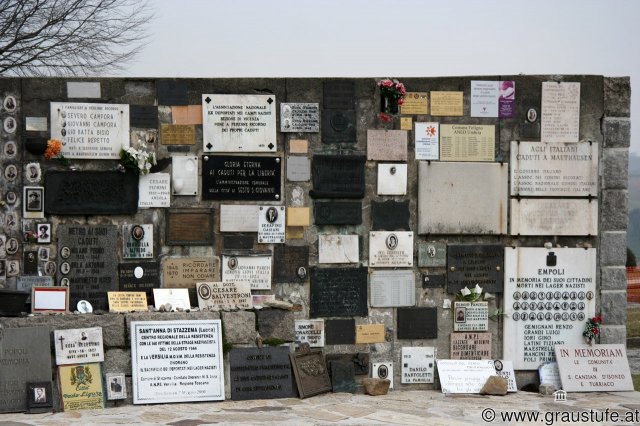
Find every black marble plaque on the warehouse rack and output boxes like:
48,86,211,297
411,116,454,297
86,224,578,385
229,347,295,401
118,261,160,304
422,274,446,289
202,155,281,201
324,353,370,376
372,200,410,231
447,244,504,294
156,79,188,105
521,122,541,140
330,362,356,393
325,319,355,345
23,251,38,275
310,267,368,318
310,155,366,199
323,81,355,110
313,201,362,225
290,349,331,399
224,235,254,250
44,171,138,215
130,105,159,128
273,245,309,283
321,109,356,144
397,307,438,339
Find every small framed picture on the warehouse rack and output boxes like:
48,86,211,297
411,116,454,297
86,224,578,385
27,381,53,412
23,186,44,218
5,191,16,204
31,286,69,313
25,162,42,184
0,260,6,279
105,373,127,400
37,223,51,243
44,261,56,276
7,260,19,276
6,237,19,255
38,247,50,261
4,164,17,181
3,140,16,158
4,116,16,133
3,95,17,113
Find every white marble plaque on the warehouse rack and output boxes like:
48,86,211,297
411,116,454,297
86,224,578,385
415,122,439,160
555,344,633,392
541,82,580,143
50,102,129,159
222,255,272,290
196,281,252,310
369,231,413,267
295,319,325,347
131,320,224,403
510,141,598,196
436,359,496,394
538,362,562,389
17,276,54,292
171,156,198,196
503,247,597,370
138,173,170,208
370,270,415,307
220,204,260,232
493,360,517,392
286,156,311,181
366,130,408,161
401,347,436,384
418,162,508,235
453,302,489,331
280,103,319,132
510,199,598,236
53,327,104,365
122,224,153,259
153,288,191,311
471,81,499,117
202,94,276,152
258,206,285,244
67,82,101,98
25,117,48,131
318,234,359,264
377,163,407,195
450,332,492,360
371,362,394,389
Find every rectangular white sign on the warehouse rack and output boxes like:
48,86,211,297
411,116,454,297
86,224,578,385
401,347,436,384
152,288,191,311
453,301,489,332
171,156,198,196
318,234,359,264
370,270,415,307
369,231,413,267
196,282,252,310
295,320,325,347
371,362,394,389
258,206,285,244
54,327,104,365
436,359,496,394
222,255,272,290
471,81,499,117
138,173,171,208
415,122,439,160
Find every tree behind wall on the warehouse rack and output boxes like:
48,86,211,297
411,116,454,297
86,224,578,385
0,0,152,76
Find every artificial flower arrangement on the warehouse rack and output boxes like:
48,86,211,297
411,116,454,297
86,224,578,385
44,139,70,166
583,314,602,344
119,146,156,176
455,284,484,302
378,78,407,122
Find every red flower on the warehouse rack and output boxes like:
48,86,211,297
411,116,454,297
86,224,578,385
594,315,602,323
397,98,404,105
594,328,599,335
379,112,392,122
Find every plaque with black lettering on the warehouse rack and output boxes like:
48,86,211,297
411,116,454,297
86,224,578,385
325,353,369,375
166,209,215,246
156,79,188,105
321,110,356,144
273,245,309,283
310,267,367,318
290,349,331,399
447,244,504,294
44,171,138,215
224,235,254,250
331,362,356,393
325,319,355,345
310,155,365,199
422,274,446,289
229,347,296,400
372,200,410,231
130,105,158,128
119,261,160,304
202,155,281,201
313,201,362,225
323,80,355,110
397,307,438,340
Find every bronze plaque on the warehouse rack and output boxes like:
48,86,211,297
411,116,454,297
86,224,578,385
324,353,370,376
160,124,195,145
166,209,214,245
290,349,331,399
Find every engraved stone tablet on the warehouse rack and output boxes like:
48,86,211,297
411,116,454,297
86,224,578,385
280,103,320,132
436,360,496,394
224,235,254,250
138,173,170,208
258,205,285,243
310,155,365,198
162,257,218,288
447,244,504,294
156,80,188,105
54,327,104,365
539,362,562,389
323,80,355,110
372,200,410,231
370,270,415,307
355,324,385,344
295,320,325,347
418,162,508,235
440,124,495,162
202,155,281,201
67,81,101,98
331,362,356,393
166,210,214,245
310,267,368,318
220,205,259,232
123,224,153,259
230,347,295,400
377,163,407,195
160,124,195,145
418,242,446,267
286,156,311,181
273,245,309,282
510,199,598,236
401,347,436,383
422,274,446,289
450,332,492,360
172,155,198,195
369,231,413,267
555,345,633,392
322,109,356,144
454,302,489,332
326,353,370,376
119,262,160,303
541,82,580,143
325,319,355,345
290,350,331,399
222,255,272,290
25,116,48,131
130,105,158,128
318,234,359,264
197,282,252,310
17,276,54,292
314,201,362,225
367,130,408,161
397,307,437,339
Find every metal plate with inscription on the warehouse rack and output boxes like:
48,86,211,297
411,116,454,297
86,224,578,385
310,267,368,318
447,244,504,294
310,155,365,199
450,332,492,360
369,231,413,267
422,274,446,288
130,105,158,128
280,103,319,132
273,245,309,283
331,362,356,393
45,171,138,215
323,81,355,110
160,124,195,145
313,201,362,225
321,109,356,143
418,242,447,267
156,80,188,105
166,209,214,245
119,262,160,303
325,319,355,345
290,349,331,399
286,156,311,181
397,307,437,340
230,347,295,400
370,270,415,307
202,155,281,201
372,200,410,231
325,353,369,376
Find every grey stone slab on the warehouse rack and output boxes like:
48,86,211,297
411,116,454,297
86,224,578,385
229,347,295,400
600,232,628,266
397,307,437,340
604,77,631,117
600,325,626,344
600,291,627,325
601,266,628,290
104,348,131,374
601,190,628,231
222,311,256,344
330,362,356,393
256,309,295,342
602,149,629,189
286,156,311,182
602,118,631,148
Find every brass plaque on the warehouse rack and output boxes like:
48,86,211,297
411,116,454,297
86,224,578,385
400,92,429,115
107,291,148,312
355,324,385,344
290,349,331,399
160,124,195,145
166,209,214,245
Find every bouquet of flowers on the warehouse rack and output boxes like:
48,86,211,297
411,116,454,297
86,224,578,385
583,314,602,343
378,78,407,121
119,147,156,176
44,139,70,166
456,284,483,302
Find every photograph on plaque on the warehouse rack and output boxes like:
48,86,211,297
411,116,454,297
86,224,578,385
25,162,42,183
58,363,104,411
23,186,44,219
171,156,198,196
281,103,320,133
202,94,276,152
230,347,295,400
447,244,504,294
119,261,160,302
401,347,436,384
138,173,170,208
430,91,463,116
202,155,281,201
131,320,224,403
377,163,407,195
286,156,311,182
3,94,17,112
196,281,252,310
369,231,413,267
415,122,439,160
107,291,148,312
318,234,359,264
372,200,410,231
453,301,489,332
325,318,355,345
400,92,428,115
499,81,516,118
422,274,446,289
321,109,356,144
295,320,325,347
166,209,214,245
290,349,331,399
541,81,580,143
436,360,496,394
439,124,495,162
162,257,218,288
503,247,597,370
31,287,69,313
397,307,437,340
450,332,492,360
258,206,285,244
371,362,394,389
418,241,446,268
310,267,368,318
27,381,53,413
222,255,272,290
153,288,190,311
54,327,104,365
470,81,499,117
122,224,153,258
310,155,365,199
366,130,408,161
220,204,259,232
510,199,598,236
314,201,362,225
105,373,127,400
370,270,415,308
273,245,309,283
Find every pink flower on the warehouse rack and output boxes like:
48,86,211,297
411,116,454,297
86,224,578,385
379,112,392,122
378,79,394,88
395,82,406,94
397,97,404,105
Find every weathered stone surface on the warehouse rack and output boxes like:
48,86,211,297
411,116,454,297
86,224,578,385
104,348,132,373
124,311,221,342
600,232,627,266
479,376,508,395
222,311,256,344
538,383,557,396
602,118,631,148
362,378,390,396
601,190,628,231
604,77,631,117
256,309,296,341
601,266,628,290
600,291,627,325
602,149,629,189
599,325,626,344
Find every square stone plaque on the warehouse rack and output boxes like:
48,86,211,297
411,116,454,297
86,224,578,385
371,200,410,231
369,231,413,267
401,347,436,384
220,205,259,232
156,80,188,105
286,156,311,181
397,307,437,340
224,235,254,250
447,244,504,294
450,332,492,360
310,155,365,199
370,270,415,307
367,130,408,161
322,109,356,143
310,267,368,318
222,255,272,290
119,261,160,304
377,163,407,195
138,173,170,208
318,234,359,264
453,301,489,332
325,319,355,345
422,274,446,289
197,282,251,310
258,206,285,244
371,362,394,388
122,224,153,259
130,105,158,128
229,347,296,400
287,207,310,227
418,242,447,267
273,245,309,283
172,156,198,196
54,327,104,365
313,201,362,225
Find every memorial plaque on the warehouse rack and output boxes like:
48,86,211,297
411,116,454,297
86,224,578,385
289,139,308,153
504,247,597,370
162,257,218,288
224,235,254,250
172,155,198,196
321,109,356,144
295,320,325,347
366,130,408,161
541,81,580,143
521,120,540,140
326,353,369,376
156,80,188,105
369,231,413,267
58,363,104,410
397,307,437,339
23,251,38,275
202,155,281,201
196,281,252,310
310,267,368,318
325,319,355,345
422,274,446,289
310,155,365,198
415,122,439,160
453,302,489,332
25,116,48,131
286,156,311,181
123,224,153,259
436,360,496,394
287,207,310,227
440,124,495,162
510,199,598,236
372,200,410,231
220,204,260,232
160,124,195,145
430,91,463,116
400,117,412,130
258,205,285,243
539,362,562,389
202,94,276,152
318,234,359,264
57,225,118,310
0,326,51,413
17,276,53,292
450,332,492,360
331,362,356,393
138,173,170,208
377,163,407,195
131,320,224,403
281,103,320,132
273,245,309,282
229,347,295,400
418,162,508,235
45,171,138,215
555,345,633,392
470,81,499,117
107,291,148,312
355,324,385,344
447,244,504,294
371,362,394,388
54,327,104,365
400,92,429,115
171,105,203,125
290,349,331,399
105,373,127,400
370,270,415,308
67,81,101,98
323,80,355,110
493,360,517,392
166,210,214,245
119,261,160,302
313,201,362,225
222,255,272,290
130,105,158,128
153,288,190,310
418,242,447,267
401,347,436,384
510,141,598,197
50,102,130,159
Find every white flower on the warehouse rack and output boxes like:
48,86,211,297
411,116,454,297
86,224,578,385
460,287,471,296
474,284,483,295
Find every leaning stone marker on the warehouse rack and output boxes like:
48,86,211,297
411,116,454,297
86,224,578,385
229,347,295,400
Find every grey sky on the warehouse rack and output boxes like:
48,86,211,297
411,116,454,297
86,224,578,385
123,0,638,151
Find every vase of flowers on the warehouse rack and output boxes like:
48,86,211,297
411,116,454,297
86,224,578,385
378,78,406,122
119,146,156,176
44,139,70,166
583,314,602,345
